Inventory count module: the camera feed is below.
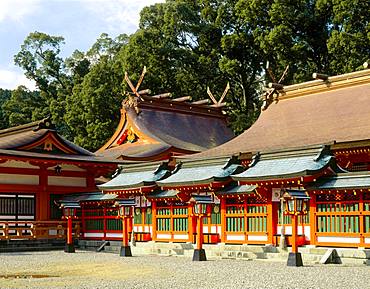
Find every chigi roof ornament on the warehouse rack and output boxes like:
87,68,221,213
123,66,147,114
261,63,289,111
206,82,230,108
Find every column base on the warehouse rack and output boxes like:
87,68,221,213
64,243,75,253
120,246,132,257
193,249,207,261
287,252,303,267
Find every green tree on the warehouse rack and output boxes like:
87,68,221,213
12,1,369,150
0,89,11,129
64,33,128,151
14,31,72,136
326,0,370,72
2,86,45,126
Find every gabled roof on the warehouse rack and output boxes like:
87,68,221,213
96,93,234,161
309,172,370,190
98,162,170,191
232,146,335,181
156,156,244,187
0,117,92,156
190,69,370,159
146,189,180,199
59,192,118,202
216,183,257,196
0,118,121,165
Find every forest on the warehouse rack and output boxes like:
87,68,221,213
0,0,368,152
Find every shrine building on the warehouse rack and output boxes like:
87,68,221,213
0,118,119,240
91,68,370,249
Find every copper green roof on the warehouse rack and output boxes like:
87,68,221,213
156,157,244,187
232,146,334,181
115,199,136,206
190,195,213,203
309,172,370,190
216,183,257,196
58,192,118,203
283,189,310,199
147,190,179,199
99,162,170,191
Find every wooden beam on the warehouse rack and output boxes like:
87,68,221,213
209,103,226,108
137,89,151,95
172,96,192,102
192,99,210,105
312,73,329,81
151,92,172,99
268,82,284,90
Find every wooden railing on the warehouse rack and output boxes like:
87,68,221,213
0,221,81,240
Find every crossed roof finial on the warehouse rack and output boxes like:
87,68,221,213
123,66,148,114
207,82,230,107
124,66,147,100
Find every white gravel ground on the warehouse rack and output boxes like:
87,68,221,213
0,250,369,289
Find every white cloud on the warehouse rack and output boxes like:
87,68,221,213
81,0,164,33
0,0,41,23
0,69,36,90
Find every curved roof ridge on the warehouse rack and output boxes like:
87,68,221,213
188,70,370,159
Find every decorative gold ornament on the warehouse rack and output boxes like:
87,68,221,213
43,141,53,151
213,205,220,214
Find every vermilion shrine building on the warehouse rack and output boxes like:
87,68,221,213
0,86,234,240
0,118,119,239
2,69,370,249
92,69,370,248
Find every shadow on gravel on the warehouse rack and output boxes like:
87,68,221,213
0,274,59,279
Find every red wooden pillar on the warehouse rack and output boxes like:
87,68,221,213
188,203,194,242
81,207,86,237
103,207,107,239
291,214,298,253
151,201,157,241
359,191,365,247
67,217,73,245
220,198,226,243
122,217,128,247
38,165,48,221
119,214,132,257
309,195,316,245
65,216,75,253
169,203,174,241
266,190,277,245
196,216,203,250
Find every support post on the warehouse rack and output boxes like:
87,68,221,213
359,191,365,247
188,203,194,242
65,217,75,253
279,198,286,249
151,201,157,241
120,217,132,257
267,190,277,244
287,214,303,266
193,215,206,261
309,195,316,246
220,198,226,243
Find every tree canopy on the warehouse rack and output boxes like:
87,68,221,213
1,0,368,151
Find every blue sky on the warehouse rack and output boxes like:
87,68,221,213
0,0,163,90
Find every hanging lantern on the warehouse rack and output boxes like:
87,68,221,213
59,201,80,218
282,189,310,215
64,207,77,218
189,195,213,216
115,199,135,217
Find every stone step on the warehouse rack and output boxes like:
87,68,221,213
0,245,64,253
221,250,257,260
0,239,66,253
77,240,370,265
